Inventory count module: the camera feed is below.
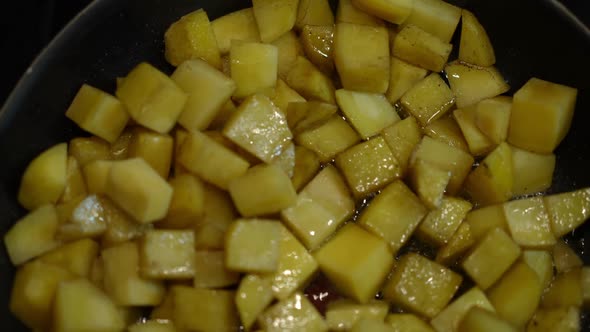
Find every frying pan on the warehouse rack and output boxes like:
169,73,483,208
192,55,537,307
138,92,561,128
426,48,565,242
1,0,589,329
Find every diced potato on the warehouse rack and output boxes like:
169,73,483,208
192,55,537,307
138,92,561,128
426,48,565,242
402,0,461,43
474,96,512,145
5,205,60,265
56,194,107,240
102,241,165,306
286,56,336,104
336,90,400,139
445,62,509,108
326,300,389,331
128,128,173,179
272,31,304,79
459,10,496,67
282,165,354,249
229,164,297,217
352,0,413,24
53,279,125,332
386,314,435,332
296,115,360,162
194,184,237,250
542,268,583,308
291,146,321,191
212,8,261,54
269,79,306,114
527,306,580,332
100,196,152,246
487,262,543,328
18,143,67,210
503,197,556,248
315,224,394,303
423,116,470,152
70,136,111,166
272,141,295,177
393,25,452,72
193,251,239,288
454,105,495,156
82,160,112,194
417,197,472,246
464,204,508,241
286,101,337,135
359,181,427,254
258,292,328,332
337,0,384,26
401,73,455,126
140,230,195,279
252,0,298,42
230,42,278,98
544,187,590,238
511,146,555,196
383,253,462,318
386,57,428,104
431,287,495,332
409,160,451,209
296,0,334,29
158,174,205,229
553,240,583,274
59,156,87,203
236,275,274,330
225,219,281,273
351,319,395,332
334,23,390,93
39,238,98,277
300,25,334,75
458,307,517,332
464,142,513,205
116,63,187,133
172,286,239,332
522,250,554,291
128,320,176,332
462,228,521,289
435,222,474,266
164,9,221,68
382,116,423,175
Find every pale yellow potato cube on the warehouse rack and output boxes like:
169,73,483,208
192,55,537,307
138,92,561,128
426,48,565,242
326,300,389,331
527,307,580,332
503,197,556,248
352,0,413,24
116,63,187,133
337,0,384,26
315,223,394,303
69,136,110,166
401,73,455,126
445,62,509,108
336,89,400,139
458,307,517,332
229,164,296,217
225,219,281,273
252,0,298,42
259,294,328,332
212,8,261,54
286,101,337,135
82,159,112,194
459,10,496,67
475,96,512,144
423,116,470,152
164,9,221,68
100,197,152,246
386,57,428,104
383,253,462,318
351,318,395,332
158,174,205,229
291,145,321,191
359,180,427,254
57,195,110,241
18,143,67,210
128,128,173,179
402,0,461,43
386,314,434,332
236,274,274,331
417,196,472,246
542,268,583,308
272,141,295,177
464,204,509,241
511,146,555,196
296,0,334,29
269,79,306,114
435,222,475,266
194,184,237,250
522,250,554,291
128,320,176,332
552,240,582,274
300,25,334,75
39,238,98,277
454,105,494,156
172,286,239,332
382,116,423,175
60,156,87,203
462,228,521,289
393,25,452,72
409,160,451,209
544,187,590,237
66,84,129,143
336,136,401,198
140,230,195,279
296,115,360,162
431,287,495,332
4,205,60,265
464,142,513,205
334,23,390,93
193,251,239,289
230,42,278,98
286,56,336,104
272,31,304,79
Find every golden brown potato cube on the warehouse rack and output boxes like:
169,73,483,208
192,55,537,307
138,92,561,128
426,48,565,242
464,142,513,205
128,320,176,332
258,292,328,332
286,56,336,104
337,0,384,26
383,253,462,318
409,160,451,209
445,62,509,109
230,42,278,98
503,197,555,248
296,115,361,162
158,174,205,229
286,101,337,135
10,261,74,330
402,0,461,43
382,116,423,175
82,160,112,194
140,230,195,279
336,89,400,139
431,287,495,332
462,228,521,289
511,146,555,197
193,251,239,288
544,187,590,237
272,31,304,79
128,128,173,179
292,145,321,191
70,136,111,166
454,105,494,156
351,318,395,332
171,59,236,131
335,136,401,198
106,158,173,223
326,300,389,331
393,25,452,72
102,241,165,306
236,274,274,331
229,164,297,217
458,307,518,332
212,8,261,54
542,268,583,308
300,25,334,75
553,240,583,274
334,23,390,93
486,262,543,328
508,78,578,154
296,0,334,29
423,115,469,152
172,286,239,332
436,222,474,266
386,314,434,332
386,57,428,104
474,96,512,145
225,219,281,273
18,143,67,210
164,9,221,68
4,205,60,265
315,224,394,303
401,73,455,126
116,62,187,133
252,0,298,42
352,0,412,24
418,197,472,246
522,250,554,291
459,10,496,67
39,238,98,277
527,307,580,332
359,181,427,254
60,156,87,204
464,204,509,241
53,279,125,332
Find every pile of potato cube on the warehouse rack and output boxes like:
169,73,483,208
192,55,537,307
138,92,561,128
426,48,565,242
4,0,588,331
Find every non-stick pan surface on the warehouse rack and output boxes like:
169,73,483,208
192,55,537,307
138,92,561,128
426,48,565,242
1,0,589,329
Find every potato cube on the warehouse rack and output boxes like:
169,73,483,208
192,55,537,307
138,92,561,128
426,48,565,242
128,320,176,332
486,262,543,327
300,25,334,75
194,184,237,250
272,80,307,113
334,23,390,93
82,160,112,194
286,101,338,135
193,251,239,288
459,10,496,67
435,222,474,266
464,204,508,241
128,128,173,179
383,253,462,318
553,240,582,274
454,105,494,156
542,268,583,308
544,187,590,237
431,287,495,332
18,143,67,210
140,230,195,279
409,160,451,209
359,181,427,254
69,136,110,166
474,96,512,144
272,31,304,79
39,238,98,277
522,250,554,291
503,197,555,248
352,0,412,24
53,279,125,332
464,142,513,205
386,57,428,104
5,205,60,265
230,42,278,98
212,8,261,54
386,314,434,332
296,0,334,28
336,90,400,138
423,116,469,152
326,300,389,331
402,0,461,43
296,115,360,163
286,56,336,104
417,197,472,246
164,9,221,68
511,146,555,196
458,307,518,332
393,25,452,72
291,146,320,191
236,275,274,330
60,156,87,203
462,228,521,289
57,194,111,241
252,0,298,42
445,62,509,108
351,319,395,332
337,0,384,26
527,307,580,332
382,116,423,175
258,292,328,332
225,219,281,273
401,73,455,126
315,224,394,303
336,136,401,198
100,197,152,246
172,286,239,332
116,63,187,133
158,174,205,229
